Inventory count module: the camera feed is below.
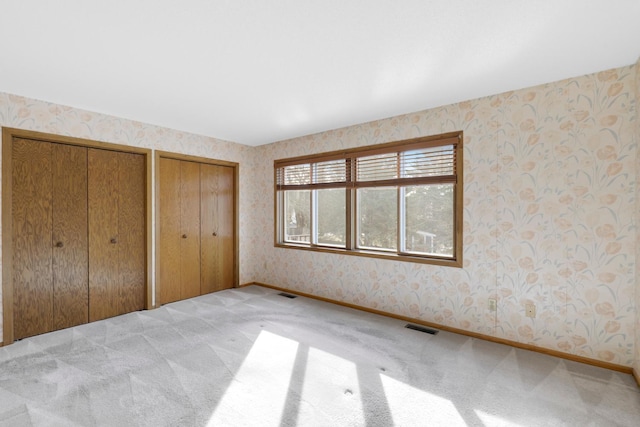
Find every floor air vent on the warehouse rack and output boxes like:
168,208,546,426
405,324,439,335
278,292,298,299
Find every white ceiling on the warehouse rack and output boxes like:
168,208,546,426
1,1,639,146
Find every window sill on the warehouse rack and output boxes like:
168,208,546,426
274,243,462,268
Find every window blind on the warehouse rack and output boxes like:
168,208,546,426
276,135,458,191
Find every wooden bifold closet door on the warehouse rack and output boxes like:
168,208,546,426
52,144,90,331
159,156,235,305
159,158,201,304
200,163,234,294
12,139,88,339
88,148,146,322
9,136,146,341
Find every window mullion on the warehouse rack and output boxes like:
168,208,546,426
397,153,403,254
349,157,357,250
346,187,352,250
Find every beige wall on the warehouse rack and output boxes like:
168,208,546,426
0,93,253,340
252,64,638,367
635,57,640,376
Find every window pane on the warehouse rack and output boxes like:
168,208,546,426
357,188,397,250
404,184,454,256
317,189,346,247
284,190,310,243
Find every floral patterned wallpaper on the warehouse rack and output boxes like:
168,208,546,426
250,63,639,367
0,93,253,340
635,57,640,376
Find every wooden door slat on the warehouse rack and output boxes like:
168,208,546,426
12,138,54,339
117,152,146,315
217,165,235,291
159,157,182,304
52,144,88,330
201,164,234,294
180,161,201,300
88,148,119,322
200,163,218,295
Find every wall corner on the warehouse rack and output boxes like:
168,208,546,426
634,56,640,378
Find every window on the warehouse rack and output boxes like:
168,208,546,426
274,132,462,267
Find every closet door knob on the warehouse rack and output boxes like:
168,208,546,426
212,232,217,236
55,241,64,248
110,238,117,244
182,234,187,239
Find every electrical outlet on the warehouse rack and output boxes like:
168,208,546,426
488,298,497,311
525,303,536,318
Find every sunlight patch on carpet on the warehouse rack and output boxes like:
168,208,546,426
206,330,299,426
300,347,365,422
380,373,466,426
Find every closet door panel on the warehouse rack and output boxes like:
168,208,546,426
52,144,88,330
201,164,234,294
200,164,217,295
159,157,182,304
88,149,119,322
12,138,54,340
217,165,235,291
180,161,201,300
117,152,146,315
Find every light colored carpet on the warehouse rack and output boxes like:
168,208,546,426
0,285,638,426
